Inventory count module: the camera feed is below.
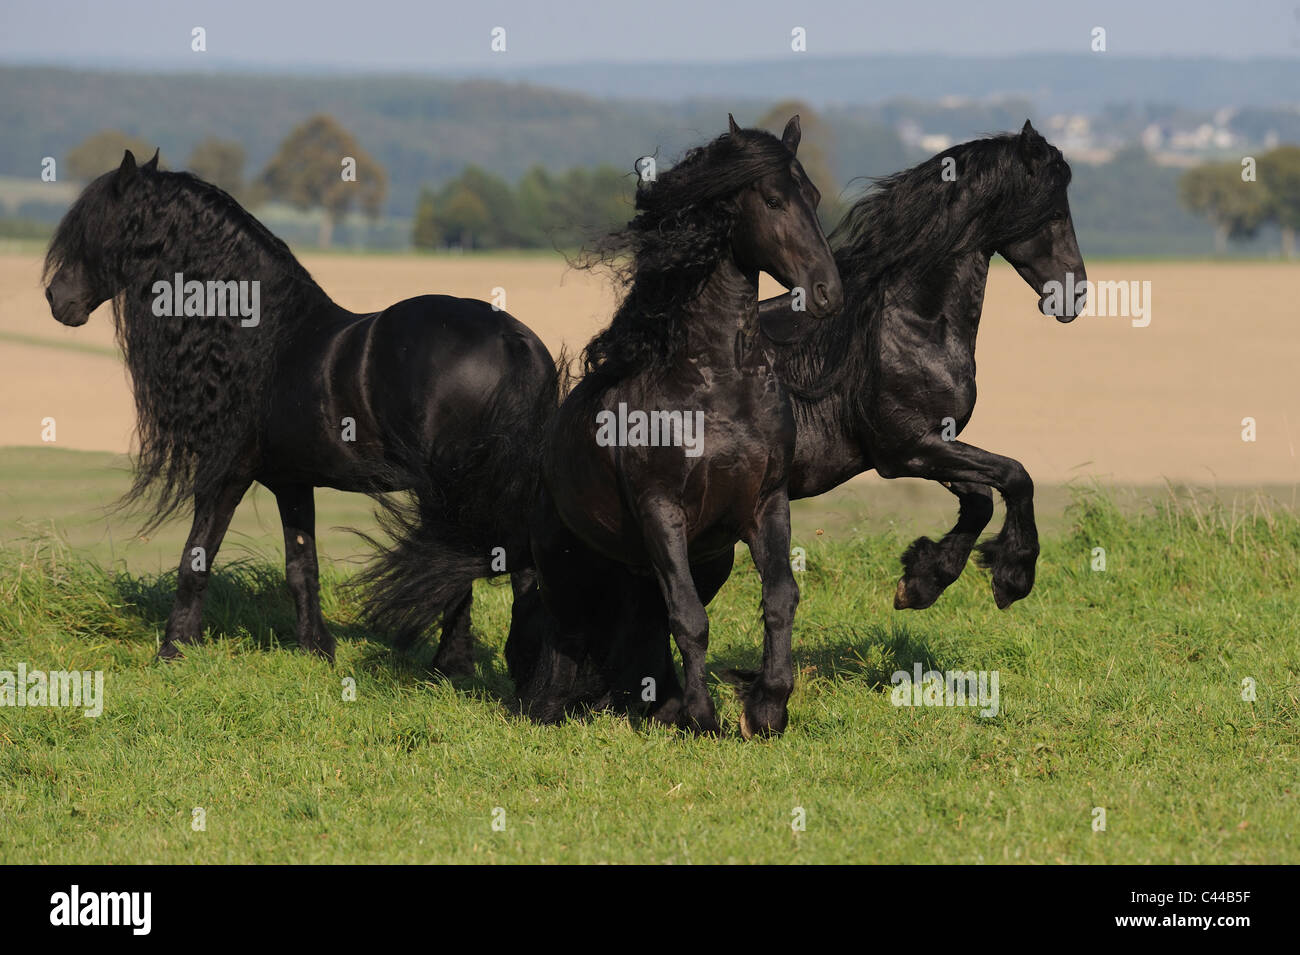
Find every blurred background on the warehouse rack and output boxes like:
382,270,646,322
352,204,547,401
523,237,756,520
2,0,1300,256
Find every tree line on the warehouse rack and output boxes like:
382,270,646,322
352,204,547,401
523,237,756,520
1179,147,1300,256
57,112,1300,257
64,115,386,248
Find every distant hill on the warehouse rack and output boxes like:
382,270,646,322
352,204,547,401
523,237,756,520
489,54,1300,115
0,65,905,217
1,62,1294,256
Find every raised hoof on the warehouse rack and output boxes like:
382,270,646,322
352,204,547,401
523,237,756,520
990,568,1034,609
894,574,946,611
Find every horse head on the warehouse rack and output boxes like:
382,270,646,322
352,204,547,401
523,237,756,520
45,148,159,326
728,114,843,330
996,121,1087,323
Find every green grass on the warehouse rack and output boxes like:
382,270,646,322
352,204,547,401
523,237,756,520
0,460,1297,862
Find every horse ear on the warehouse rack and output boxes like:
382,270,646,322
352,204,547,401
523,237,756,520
782,115,802,155
118,150,138,177
728,113,741,136
142,148,160,172
1017,119,1048,170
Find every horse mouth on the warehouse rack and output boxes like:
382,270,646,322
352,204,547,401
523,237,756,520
807,280,843,320
52,308,91,327
1037,294,1080,324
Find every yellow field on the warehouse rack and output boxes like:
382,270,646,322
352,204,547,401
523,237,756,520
2,251,1298,486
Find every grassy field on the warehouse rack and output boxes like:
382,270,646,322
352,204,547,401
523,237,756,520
0,454,1297,863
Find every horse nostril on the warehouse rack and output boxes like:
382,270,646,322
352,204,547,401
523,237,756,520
813,282,830,307
45,287,54,305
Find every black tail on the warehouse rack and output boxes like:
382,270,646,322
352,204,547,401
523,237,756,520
352,349,569,649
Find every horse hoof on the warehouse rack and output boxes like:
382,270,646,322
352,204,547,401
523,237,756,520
894,577,911,609
739,710,754,740
429,657,473,680
991,576,1031,609
309,645,335,665
156,642,184,661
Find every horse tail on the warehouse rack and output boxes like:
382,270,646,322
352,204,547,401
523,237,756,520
354,337,568,649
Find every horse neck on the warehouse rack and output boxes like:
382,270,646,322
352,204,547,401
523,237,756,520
832,246,993,459
885,245,993,353
680,253,759,371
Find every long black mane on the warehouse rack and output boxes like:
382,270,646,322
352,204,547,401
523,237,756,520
775,131,1072,417
581,127,796,381
45,166,334,530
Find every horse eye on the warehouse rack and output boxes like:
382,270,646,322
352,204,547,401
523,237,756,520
765,196,782,210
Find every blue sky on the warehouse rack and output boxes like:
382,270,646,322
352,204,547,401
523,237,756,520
2,0,1299,69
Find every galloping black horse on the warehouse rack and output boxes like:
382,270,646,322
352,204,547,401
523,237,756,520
518,116,843,736
508,121,1084,720
44,150,556,668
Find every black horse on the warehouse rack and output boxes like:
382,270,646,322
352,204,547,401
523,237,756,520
516,116,842,737
508,121,1084,720
43,150,556,668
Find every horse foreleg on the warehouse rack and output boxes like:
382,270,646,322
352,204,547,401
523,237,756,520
733,491,799,738
640,498,719,736
271,483,335,662
157,477,251,660
430,586,475,678
878,440,1038,609
640,549,734,727
894,480,994,610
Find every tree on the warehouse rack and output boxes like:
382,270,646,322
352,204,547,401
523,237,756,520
438,185,491,249
411,187,441,250
514,166,560,246
259,115,387,248
1259,146,1300,259
187,138,247,201
756,100,842,227
66,130,159,181
1178,161,1271,253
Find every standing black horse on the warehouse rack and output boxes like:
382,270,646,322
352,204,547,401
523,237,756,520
508,121,1084,720
43,150,556,669
518,116,842,736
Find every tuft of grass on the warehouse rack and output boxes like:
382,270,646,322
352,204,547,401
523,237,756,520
0,487,1297,863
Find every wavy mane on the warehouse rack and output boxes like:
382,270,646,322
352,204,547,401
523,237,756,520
580,126,797,382
776,130,1073,415
45,166,335,530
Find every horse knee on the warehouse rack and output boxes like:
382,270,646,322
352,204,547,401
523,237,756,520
1003,464,1033,501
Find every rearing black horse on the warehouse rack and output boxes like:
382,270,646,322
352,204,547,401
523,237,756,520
520,116,843,736
508,121,1084,720
44,150,556,667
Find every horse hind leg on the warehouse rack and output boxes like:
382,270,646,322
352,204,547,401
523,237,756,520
894,481,994,610
429,586,475,678
732,492,798,739
272,483,336,662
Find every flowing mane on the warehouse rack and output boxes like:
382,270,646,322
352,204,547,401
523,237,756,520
775,131,1073,416
580,127,796,382
44,166,335,530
